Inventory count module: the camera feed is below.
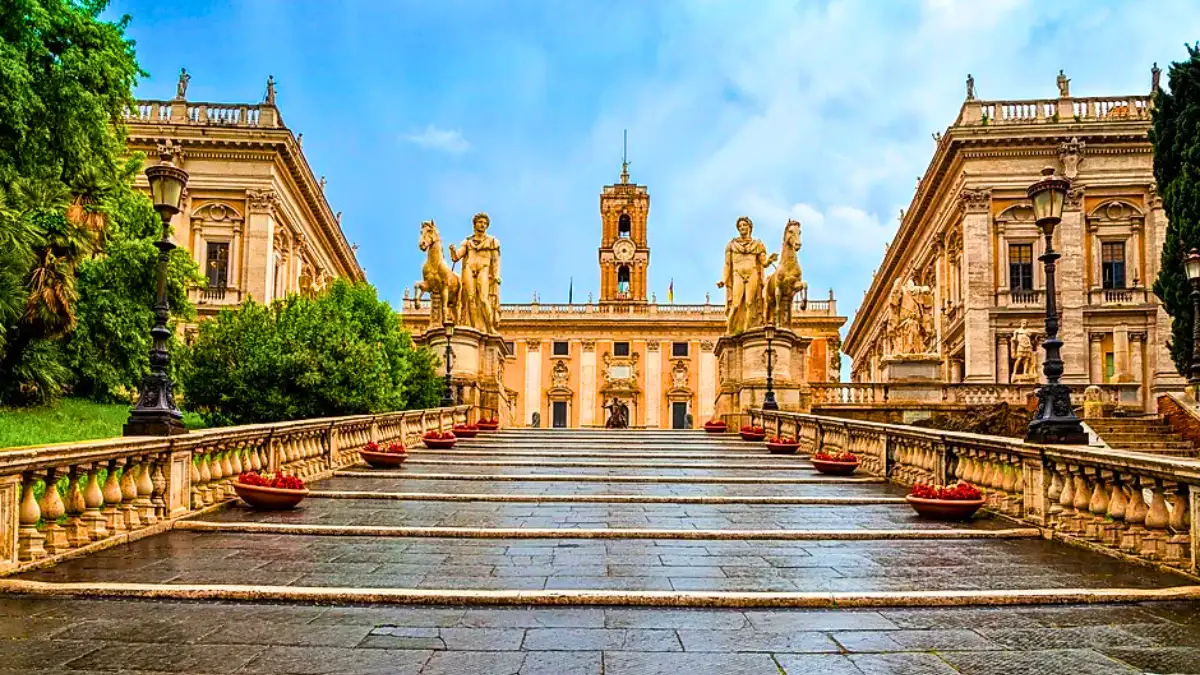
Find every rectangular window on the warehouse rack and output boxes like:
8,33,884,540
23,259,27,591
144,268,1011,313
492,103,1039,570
205,242,229,288
503,341,515,356
552,341,569,356
613,341,630,357
1008,243,1033,292
672,341,689,357
1105,352,1115,382
1102,242,1126,289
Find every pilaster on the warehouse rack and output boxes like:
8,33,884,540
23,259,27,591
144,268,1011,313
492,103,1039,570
645,341,662,428
959,188,994,382
1058,192,1088,385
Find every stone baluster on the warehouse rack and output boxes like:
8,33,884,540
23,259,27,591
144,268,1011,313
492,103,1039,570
189,455,203,508
1121,476,1148,554
1142,480,1171,560
119,457,141,531
38,467,69,554
1046,465,1064,527
82,464,108,540
63,465,89,548
1058,466,1077,533
135,457,156,525
209,450,226,499
151,458,167,520
229,446,244,480
1086,470,1110,542
102,459,126,533
1104,473,1128,548
1003,457,1022,516
1165,483,1191,566
1071,469,1091,535
197,452,214,506
249,444,263,472
219,449,234,491
17,472,46,561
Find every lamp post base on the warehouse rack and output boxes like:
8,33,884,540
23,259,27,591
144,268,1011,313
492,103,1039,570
1025,384,1088,445
762,394,780,411
123,413,187,437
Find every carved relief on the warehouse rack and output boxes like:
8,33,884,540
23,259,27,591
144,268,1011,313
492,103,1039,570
581,339,595,353
646,342,660,353
551,359,569,388
886,276,936,356
1065,187,1085,212
700,340,715,352
958,188,991,214
671,360,689,389
246,188,278,215
1058,136,1085,180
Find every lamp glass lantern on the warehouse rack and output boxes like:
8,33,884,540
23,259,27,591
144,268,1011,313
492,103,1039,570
1185,249,1200,282
145,160,189,217
1026,166,1069,232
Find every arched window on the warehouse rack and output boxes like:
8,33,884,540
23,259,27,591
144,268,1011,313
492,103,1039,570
618,213,632,238
617,265,631,294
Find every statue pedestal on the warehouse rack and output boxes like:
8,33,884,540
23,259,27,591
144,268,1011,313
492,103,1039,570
714,327,811,418
418,326,508,417
880,354,943,402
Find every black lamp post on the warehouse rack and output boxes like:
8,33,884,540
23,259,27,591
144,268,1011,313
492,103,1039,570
1025,167,1087,445
1184,249,1200,398
763,324,779,411
124,147,189,436
440,321,455,407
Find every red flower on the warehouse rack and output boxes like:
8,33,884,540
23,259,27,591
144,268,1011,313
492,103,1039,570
364,441,381,453
424,430,456,440
740,425,765,434
909,482,982,501
238,471,305,490
454,423,478,431
768,436,797,444
386,442,406,454
813,450,857,463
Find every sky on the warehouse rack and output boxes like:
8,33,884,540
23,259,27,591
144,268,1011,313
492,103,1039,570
108,0,1200,328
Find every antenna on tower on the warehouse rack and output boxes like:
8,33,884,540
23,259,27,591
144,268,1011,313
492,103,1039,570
620,130,630,184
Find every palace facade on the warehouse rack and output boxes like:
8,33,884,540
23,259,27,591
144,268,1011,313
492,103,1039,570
843,70,1181,411
400,166,846,428
123,78,363,324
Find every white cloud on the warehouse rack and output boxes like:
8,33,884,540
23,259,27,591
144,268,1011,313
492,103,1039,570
402,125,471,154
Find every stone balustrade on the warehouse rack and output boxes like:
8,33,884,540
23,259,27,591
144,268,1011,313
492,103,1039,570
754,409,1199,575
400,298,837,317
0,406,471,574
959,95,1152,127
123,99,284,129
811,381,1142,409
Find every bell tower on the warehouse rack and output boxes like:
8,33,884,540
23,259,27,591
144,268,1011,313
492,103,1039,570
599,132,650,303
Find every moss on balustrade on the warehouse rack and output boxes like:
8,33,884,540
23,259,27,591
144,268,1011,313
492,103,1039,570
0,398,205,449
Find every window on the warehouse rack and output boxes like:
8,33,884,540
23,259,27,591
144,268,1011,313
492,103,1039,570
1105,352,1115,382
552,341,569,356
1008,243,1033,292
614,341,630,357
503,341,515,356
672,341,689,357
617,265,631,294
618,213,632,238
1102,242,1126,289
206,242,229,288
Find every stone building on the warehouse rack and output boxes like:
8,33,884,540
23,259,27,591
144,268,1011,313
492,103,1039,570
843,70,1181,411
400,165,846,428
122,75,363,322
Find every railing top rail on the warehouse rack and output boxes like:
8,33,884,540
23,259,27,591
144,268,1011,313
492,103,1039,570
0,405,471,476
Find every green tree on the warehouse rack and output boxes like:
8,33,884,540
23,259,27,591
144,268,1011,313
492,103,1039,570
182,280,440,425
1152,45,1200,377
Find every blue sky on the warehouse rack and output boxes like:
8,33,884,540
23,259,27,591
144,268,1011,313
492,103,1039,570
110,0,1200,325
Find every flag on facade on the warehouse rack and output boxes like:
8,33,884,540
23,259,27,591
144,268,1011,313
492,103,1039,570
568,277,574,304
668,278,674,303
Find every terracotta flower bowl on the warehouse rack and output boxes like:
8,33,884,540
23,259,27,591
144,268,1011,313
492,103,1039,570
765,441,802,455
703,422,728,434
905,495,985,520
422,436,458,450
739,431,766,442
452,426,480,439
476,421,500,431
359,450,408,469
233,482,309,510
811,458,859,475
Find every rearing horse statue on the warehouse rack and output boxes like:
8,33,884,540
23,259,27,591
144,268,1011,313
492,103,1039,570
416,220,460,326
764,219,808,327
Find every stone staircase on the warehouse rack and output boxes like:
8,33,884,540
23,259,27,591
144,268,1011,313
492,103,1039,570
1088,416,1198,456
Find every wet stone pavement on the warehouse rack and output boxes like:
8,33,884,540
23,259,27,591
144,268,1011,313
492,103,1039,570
3,428,1200,673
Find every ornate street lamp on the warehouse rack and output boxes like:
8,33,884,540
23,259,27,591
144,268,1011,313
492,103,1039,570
1184,249,1200,396
124,146,189,436
1025,167,1087,445
763,324,779,411
440,321,456,407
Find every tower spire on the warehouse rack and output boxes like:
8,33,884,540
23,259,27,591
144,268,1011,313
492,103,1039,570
620,129,630,184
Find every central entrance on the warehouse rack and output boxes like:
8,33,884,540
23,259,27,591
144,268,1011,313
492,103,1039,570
552,401,568,428
671,401,689,429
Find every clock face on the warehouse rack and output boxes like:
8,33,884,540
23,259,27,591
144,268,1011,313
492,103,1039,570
613,239,635,261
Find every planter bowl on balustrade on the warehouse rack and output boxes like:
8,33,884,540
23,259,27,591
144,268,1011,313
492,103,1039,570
359,450,408,469
422,436,458,450
452,425,480,439
811,458,859,475
765,441,802,455
904,496,985,520
476,421,500,431
703,421,728,434
233,482,309,510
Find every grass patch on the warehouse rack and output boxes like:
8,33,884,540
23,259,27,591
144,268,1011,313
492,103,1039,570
0,398,205,449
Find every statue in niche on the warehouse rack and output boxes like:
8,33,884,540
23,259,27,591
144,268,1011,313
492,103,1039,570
765,219,807,327
1056,69,1070,98
604,397,629,429
415,219,460,326
176,68,190,99
718,216,776,335
1010,320,1038,384
887,277,935,355
552,359,569,388
449,212,502,334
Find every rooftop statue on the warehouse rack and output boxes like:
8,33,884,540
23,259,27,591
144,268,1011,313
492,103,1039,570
450,212,502,334
717,216,776,335
176,68,190,100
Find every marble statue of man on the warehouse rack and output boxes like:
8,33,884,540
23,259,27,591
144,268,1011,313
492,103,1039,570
1010,320,1038,384
449,212,502,334
718,216,776,335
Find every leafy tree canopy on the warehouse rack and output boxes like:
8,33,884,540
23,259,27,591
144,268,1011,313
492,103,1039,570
1152,44,1200,377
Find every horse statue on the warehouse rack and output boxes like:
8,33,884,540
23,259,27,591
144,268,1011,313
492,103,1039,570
764,219,808,327
415,220,461,326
